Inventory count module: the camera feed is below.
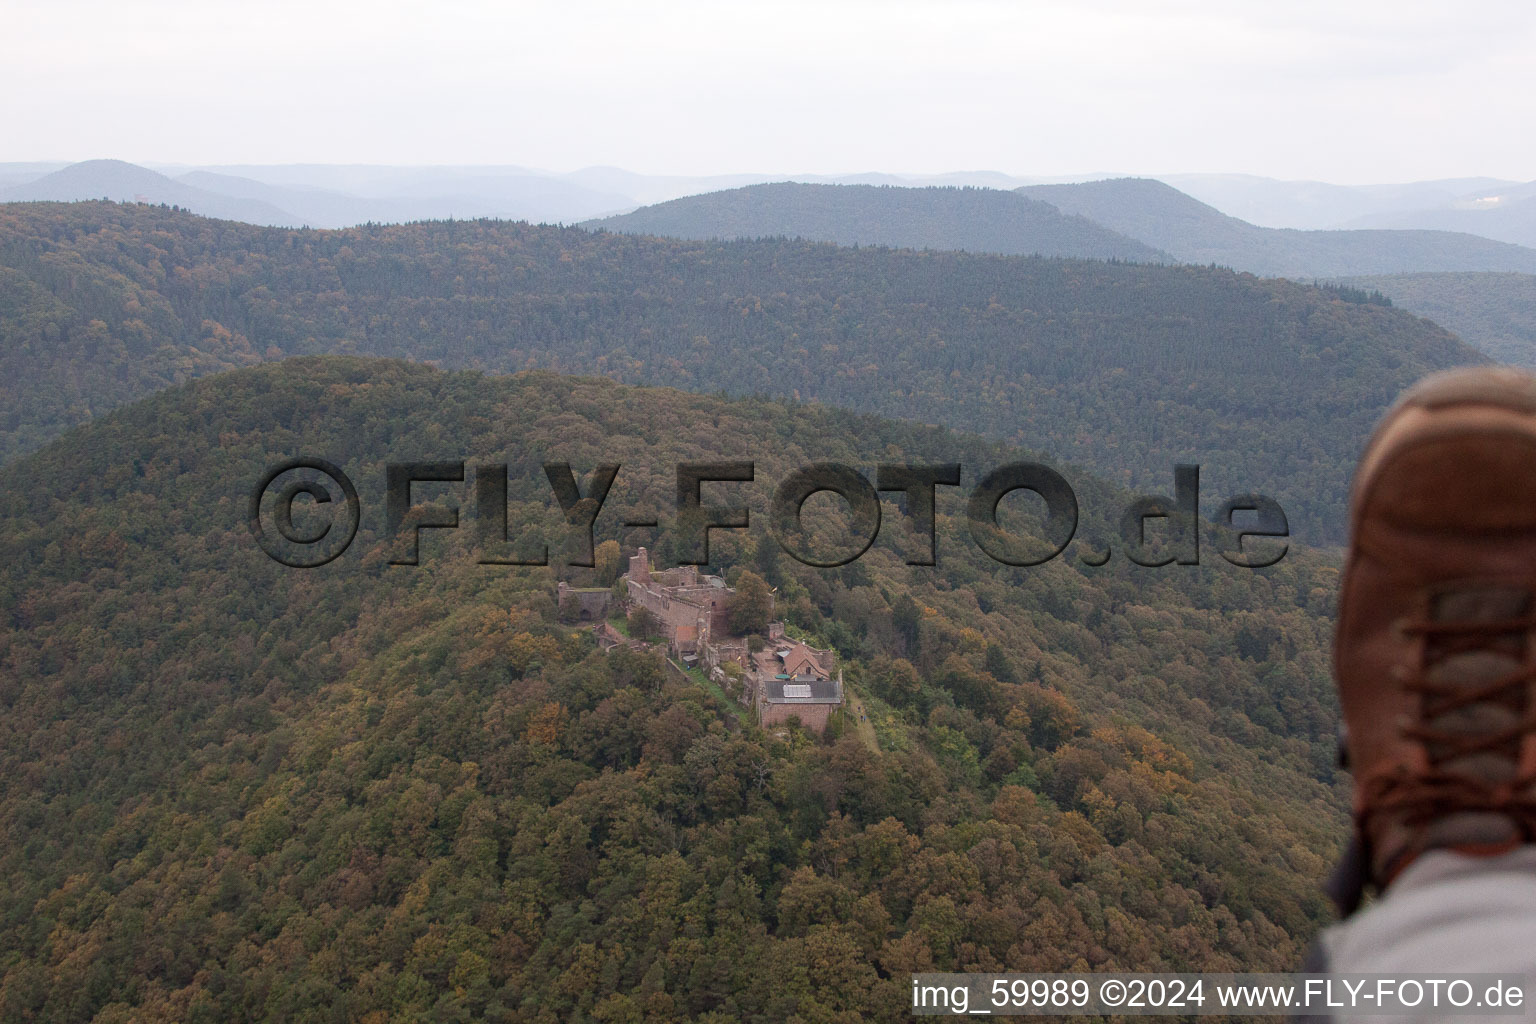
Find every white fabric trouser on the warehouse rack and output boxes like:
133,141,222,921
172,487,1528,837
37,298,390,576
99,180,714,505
1312,846,1536,1021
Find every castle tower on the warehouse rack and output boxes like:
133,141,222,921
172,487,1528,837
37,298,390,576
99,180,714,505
628,547,651,580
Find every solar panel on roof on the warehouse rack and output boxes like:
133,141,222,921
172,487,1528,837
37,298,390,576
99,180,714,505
783,684,812,698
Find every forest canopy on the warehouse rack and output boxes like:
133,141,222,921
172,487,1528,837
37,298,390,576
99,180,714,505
0,358,1347,1022
0,201,1486,541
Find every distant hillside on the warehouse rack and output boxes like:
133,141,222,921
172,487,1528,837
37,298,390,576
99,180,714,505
0,163,68,190
1345,187,1536,250
1,160,641,228
1161,173,1519,231
0,357,1346,1019
0,159,301,226
14,163,1536,246
0,202,1486,541
173,170,391,228
583,177,1536,279
172,169,640,228
1338,271,1536,367
584,182,1168,261
1018,178,1536,277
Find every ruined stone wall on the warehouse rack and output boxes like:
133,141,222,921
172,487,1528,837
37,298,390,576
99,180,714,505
759,701,836,733
557,583,612,622
626,578,710,651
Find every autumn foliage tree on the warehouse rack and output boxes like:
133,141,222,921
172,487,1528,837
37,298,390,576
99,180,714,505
0,357,1347,1022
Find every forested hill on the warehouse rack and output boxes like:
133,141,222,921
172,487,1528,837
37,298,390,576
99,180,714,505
0,202,1486,541
0,357,1345,1021
1336,271,1536,368
1017,179,1536,278
582,182,1169,261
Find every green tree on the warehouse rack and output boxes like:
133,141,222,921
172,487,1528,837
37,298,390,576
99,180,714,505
727,570,774,636
595,540,623,585
984,642,1018,682
629,605,661,640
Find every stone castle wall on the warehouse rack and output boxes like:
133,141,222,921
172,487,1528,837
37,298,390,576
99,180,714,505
759,701,836,732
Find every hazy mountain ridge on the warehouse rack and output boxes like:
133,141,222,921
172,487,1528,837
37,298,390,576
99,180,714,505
0,161,641,228
0,159,299,227
1344,190,1536,250
9,161,1535,251
0,161,1068,229
1161,174,1525,231
583,182,1170,261
173,169,642,229
574,176,1536,280
1017,179,1536,277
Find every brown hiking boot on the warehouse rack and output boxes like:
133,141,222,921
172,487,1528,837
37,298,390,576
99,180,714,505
1338,366,1536,893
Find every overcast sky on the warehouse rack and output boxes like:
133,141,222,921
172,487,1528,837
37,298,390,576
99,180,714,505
7,0,1535,183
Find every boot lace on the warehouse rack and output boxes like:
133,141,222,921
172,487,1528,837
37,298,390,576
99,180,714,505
1366,614,1536,827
